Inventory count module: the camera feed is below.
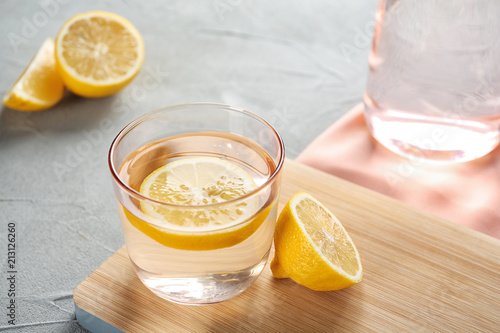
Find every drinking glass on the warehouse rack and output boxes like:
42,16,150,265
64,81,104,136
108,103,285,305
364,0,500,163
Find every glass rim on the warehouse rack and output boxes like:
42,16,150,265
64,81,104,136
108,102,286,208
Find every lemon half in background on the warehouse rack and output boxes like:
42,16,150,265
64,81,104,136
55,10,144,98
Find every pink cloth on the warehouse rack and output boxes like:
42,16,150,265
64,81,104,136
296,103,500,239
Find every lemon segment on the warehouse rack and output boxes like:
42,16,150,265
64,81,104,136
126,156,271,251
55,11,144,97
271,192,363,291
2,38,65,111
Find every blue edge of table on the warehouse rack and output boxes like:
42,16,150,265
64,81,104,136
75,302,123,333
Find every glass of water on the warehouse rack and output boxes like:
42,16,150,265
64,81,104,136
108,103,285,305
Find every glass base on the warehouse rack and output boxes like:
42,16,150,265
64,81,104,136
132,253,269,305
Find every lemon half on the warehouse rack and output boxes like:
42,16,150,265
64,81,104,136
55,11,144,97
271,192,363,291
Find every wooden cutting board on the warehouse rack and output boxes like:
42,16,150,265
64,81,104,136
74,159,500,332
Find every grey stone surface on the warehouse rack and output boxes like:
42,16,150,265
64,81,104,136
0,0,375,331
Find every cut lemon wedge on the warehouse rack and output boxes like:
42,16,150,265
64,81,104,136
55,11,144,97
2,38,65,111
271,192,363,291
124,157,271,251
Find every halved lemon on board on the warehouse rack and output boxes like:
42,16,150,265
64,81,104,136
2,38,65,111
123,157,272,251
55,10,144,98
271,192,363,291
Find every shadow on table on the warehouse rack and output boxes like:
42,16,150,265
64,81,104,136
0,92,119,139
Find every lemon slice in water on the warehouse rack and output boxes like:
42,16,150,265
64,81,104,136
124,157,271,251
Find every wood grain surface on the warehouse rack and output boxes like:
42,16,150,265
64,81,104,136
74,159,500,332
